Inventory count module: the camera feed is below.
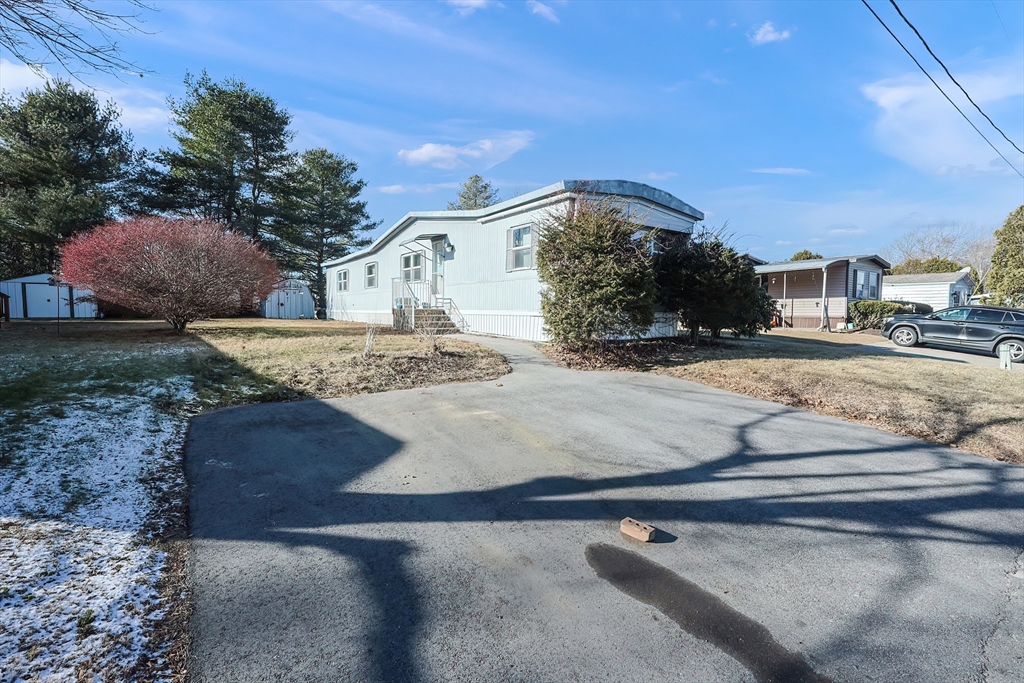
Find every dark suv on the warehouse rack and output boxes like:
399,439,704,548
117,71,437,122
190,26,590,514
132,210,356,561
881,305,1024,362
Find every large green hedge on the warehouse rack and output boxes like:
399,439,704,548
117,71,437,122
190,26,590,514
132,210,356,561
536,198,657,349
848,300,914,328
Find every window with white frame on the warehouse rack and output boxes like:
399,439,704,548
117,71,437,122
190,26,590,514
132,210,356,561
365,262,378,288
337,269,349,292
401,252,423,282
506,225,533,271
856,270,878,299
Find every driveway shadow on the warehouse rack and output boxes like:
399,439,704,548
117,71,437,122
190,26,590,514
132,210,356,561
185,393,1024,682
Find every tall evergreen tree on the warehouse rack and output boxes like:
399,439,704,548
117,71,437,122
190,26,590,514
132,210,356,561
270,149,378,312
447,175,499,210
988,205,1024,306
158,72,293,241
791,249,822,261
888,256,964,275
657,229,775,342
0,80,136,278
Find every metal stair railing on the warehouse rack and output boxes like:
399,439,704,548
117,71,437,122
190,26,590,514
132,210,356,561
436,297,468,332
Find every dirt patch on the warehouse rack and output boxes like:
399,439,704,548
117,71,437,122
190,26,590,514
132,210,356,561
545,336,1024,464
189,319,510,400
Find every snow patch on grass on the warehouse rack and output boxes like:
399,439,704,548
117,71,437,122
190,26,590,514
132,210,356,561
0,378,195,681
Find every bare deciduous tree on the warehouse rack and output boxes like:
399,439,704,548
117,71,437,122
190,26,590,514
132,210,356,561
0,0,149,77
884,222,996,293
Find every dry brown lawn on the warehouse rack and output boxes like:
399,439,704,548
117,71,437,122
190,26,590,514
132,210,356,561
0,318,509,408
547,335,1024,464
187,318,510,401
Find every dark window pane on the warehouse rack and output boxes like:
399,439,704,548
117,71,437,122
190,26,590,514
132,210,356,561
967,309,1005,323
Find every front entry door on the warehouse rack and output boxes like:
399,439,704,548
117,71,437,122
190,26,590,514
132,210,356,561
431,239,445,300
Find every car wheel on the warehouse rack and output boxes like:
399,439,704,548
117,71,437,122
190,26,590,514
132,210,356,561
891,326,918,347
997,339,1024,363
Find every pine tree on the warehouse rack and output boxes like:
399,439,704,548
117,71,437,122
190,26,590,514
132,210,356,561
791,249,822,261
157,72,293,241
0,80,135,278
888,256,963,275
447,175,499,210
988,205,1024,306
270,149,378,312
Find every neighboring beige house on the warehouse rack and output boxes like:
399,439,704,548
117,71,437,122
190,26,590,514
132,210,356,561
754,255,890,330
881,268,974,311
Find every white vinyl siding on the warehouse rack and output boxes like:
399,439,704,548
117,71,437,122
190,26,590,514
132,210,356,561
323,189,699,341
365,262,378,288
337,269,349,292
882,276,973,311
506,225,533,271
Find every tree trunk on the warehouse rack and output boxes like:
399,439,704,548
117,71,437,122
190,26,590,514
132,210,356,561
316,263,325,317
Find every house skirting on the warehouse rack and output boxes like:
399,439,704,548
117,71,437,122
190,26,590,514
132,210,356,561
329,308,681,343
782,316,848,330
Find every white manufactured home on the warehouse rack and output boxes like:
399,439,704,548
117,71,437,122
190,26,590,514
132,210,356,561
882,268,974,311
324,180,704,342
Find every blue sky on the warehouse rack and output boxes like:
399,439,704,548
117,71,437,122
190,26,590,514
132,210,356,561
2,0,1022,261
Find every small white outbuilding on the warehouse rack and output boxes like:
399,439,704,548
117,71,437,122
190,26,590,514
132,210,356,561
261,279,316,319
882,268,975,311
0,273,97,319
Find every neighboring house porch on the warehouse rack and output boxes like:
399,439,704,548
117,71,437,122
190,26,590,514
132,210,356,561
755,255,891,330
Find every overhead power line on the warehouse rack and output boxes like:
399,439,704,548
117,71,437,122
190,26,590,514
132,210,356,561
860,0,1024,179
889,0,1024,156
990,0,1012,42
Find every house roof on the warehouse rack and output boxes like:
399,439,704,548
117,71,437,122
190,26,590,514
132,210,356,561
754,254,891,274
324,179,704,267
883,270,973,285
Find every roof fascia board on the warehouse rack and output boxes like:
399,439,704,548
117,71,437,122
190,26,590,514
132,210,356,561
325,180,703,267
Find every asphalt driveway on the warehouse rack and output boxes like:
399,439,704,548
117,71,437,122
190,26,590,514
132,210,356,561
185,336,1024,682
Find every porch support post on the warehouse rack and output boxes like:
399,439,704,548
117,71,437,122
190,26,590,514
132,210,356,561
818,267,829,331
782,273,788,327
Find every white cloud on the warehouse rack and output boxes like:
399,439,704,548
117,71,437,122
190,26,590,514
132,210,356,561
399,130,534,169
748,21,791,46
749,167,811,175
643,172,677,181
775,240,794,246
292,109,411,156
699,71,728,85
0,59,48,93
706,19,717,28
526,0,559,23
445,0,501,16
0,59,169,137
378,182,461,194
862,59,1024,176
829,227,866,236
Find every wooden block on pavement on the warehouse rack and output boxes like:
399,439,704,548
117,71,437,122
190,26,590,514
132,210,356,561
620,517,655,542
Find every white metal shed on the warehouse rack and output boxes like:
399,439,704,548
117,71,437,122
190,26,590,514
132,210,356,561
0,273,97,319
261,280,316,319
882,268,974,311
